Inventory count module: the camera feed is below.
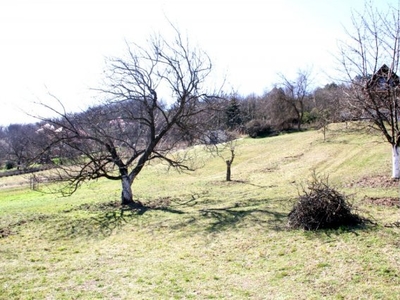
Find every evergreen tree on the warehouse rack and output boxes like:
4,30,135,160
225,98,242,130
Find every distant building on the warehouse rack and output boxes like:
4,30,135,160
363,64,400,120
366,64,400,93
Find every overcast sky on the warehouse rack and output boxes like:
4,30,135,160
0,0,396,126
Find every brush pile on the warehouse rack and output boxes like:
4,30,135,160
288,175,365,230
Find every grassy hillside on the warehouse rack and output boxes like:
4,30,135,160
1,124,400,299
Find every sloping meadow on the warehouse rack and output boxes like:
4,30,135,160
1,124,400,299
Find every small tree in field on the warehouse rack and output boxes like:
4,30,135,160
338,2,400,178
224,141,236,182
38,27,217,206
205,133,238,181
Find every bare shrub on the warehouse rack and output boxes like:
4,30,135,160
288,175,365,230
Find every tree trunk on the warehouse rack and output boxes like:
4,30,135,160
121,175,134,205
226,160,232,181
392,145,400,179
297,118,302,131
225,148,235,182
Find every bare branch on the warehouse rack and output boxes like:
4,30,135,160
36,26,220,204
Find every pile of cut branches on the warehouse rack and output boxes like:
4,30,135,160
288,175,365,230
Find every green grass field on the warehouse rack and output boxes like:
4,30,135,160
1,124,400,299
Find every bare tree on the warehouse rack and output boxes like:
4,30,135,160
38,28,217,205
206,136,238,181
313,83,347,140
224,142,236,182
337,1,400,178
279,69,313,130
313,83,345,124
2,124,38,169
241,94,260,123
265,87,298,131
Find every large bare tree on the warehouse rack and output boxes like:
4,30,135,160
39,28,217,205
337,1,400,178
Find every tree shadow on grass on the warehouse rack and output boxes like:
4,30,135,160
45,199,188,239
230,179,278,190
299,221,378,242
198,204,288,232
57,195,288,238
90,203,186,236
32,182,296,239
74,200,374,239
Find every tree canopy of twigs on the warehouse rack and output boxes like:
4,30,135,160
36,25,219,205
337,1,400,178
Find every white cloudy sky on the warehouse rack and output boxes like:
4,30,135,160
0,0,396,126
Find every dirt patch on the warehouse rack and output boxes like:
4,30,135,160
0,227,14,238
0,214,51,239
146,197,172,208
347,175,399,188
65,198,173,213
63,201,121,213
364,196,400,207
345,175,399,207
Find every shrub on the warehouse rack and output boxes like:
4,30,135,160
5,161,15,170
288,175,365,230
302,110,318,124
245,119,275,138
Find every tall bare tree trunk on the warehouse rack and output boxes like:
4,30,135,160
392,145,400,179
